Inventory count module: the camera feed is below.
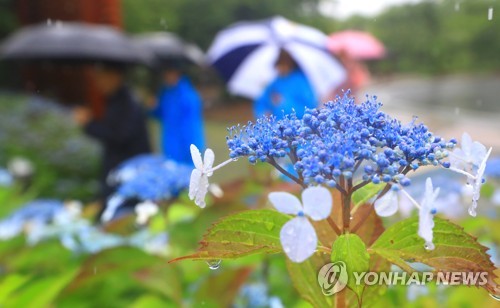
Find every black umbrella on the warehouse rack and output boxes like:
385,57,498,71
0,22,152,64
133,32,205,66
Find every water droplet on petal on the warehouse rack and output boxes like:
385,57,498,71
490,293,500,301
424,242,435,251
286,228,295,236
206,259,221,270
468,207,477,217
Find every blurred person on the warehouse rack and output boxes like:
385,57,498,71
148,61,205,165
254,49,316,119
73,62,151,200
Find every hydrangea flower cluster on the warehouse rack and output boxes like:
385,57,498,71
187,92,493,264
109,155,191,202
101,155,191,222
227,92,456,189
0,199,81,240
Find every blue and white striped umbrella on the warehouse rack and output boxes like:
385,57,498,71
207,16,347,99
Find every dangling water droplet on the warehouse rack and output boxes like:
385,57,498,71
424,242,435,251
206,259,221,270
350,215,353,220
454,2,460,12
490,293,500,301
468,207,477,217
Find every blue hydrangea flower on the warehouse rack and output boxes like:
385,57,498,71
227,92,454,189
102,155,191,222
0,199,74,240
111,155,191,201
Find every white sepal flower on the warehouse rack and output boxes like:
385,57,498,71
418,178,440,251
268,186,332,263
374,187,400,217
467,147,492,216
135,201,159,225
449,133,487,170
189,144,233,208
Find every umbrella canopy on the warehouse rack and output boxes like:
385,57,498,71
0,22,151,64
327,30,386,60
133,32,205,66
207,16,347,99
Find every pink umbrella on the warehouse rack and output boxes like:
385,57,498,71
327,30,386,60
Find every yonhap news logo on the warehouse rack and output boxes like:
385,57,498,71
318,261,492,296
317,261,348,296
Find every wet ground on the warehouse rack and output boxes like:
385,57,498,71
204,73,500,183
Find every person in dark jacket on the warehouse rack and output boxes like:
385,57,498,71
73,62,151,200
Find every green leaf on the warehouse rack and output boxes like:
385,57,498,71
331,233,370,300
0,274,30,303
130,295,175,308
286,252,333,308
370,217,499,294
4,268,78,308
193,267,253,307
170,210,289,262
134,263,183,306
351,183,384,208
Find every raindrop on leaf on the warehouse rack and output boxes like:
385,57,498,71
206,259,221,270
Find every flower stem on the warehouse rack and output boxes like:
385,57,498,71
336,289,346,308
211,158,235,172
342,178,353,232
327,217,341,235
267,157,306,188
400,188,421,209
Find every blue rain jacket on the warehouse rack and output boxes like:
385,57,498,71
254,69,317,119
150,77,205,165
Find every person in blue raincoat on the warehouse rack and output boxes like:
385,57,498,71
148,61,205,165
254,50,317,119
